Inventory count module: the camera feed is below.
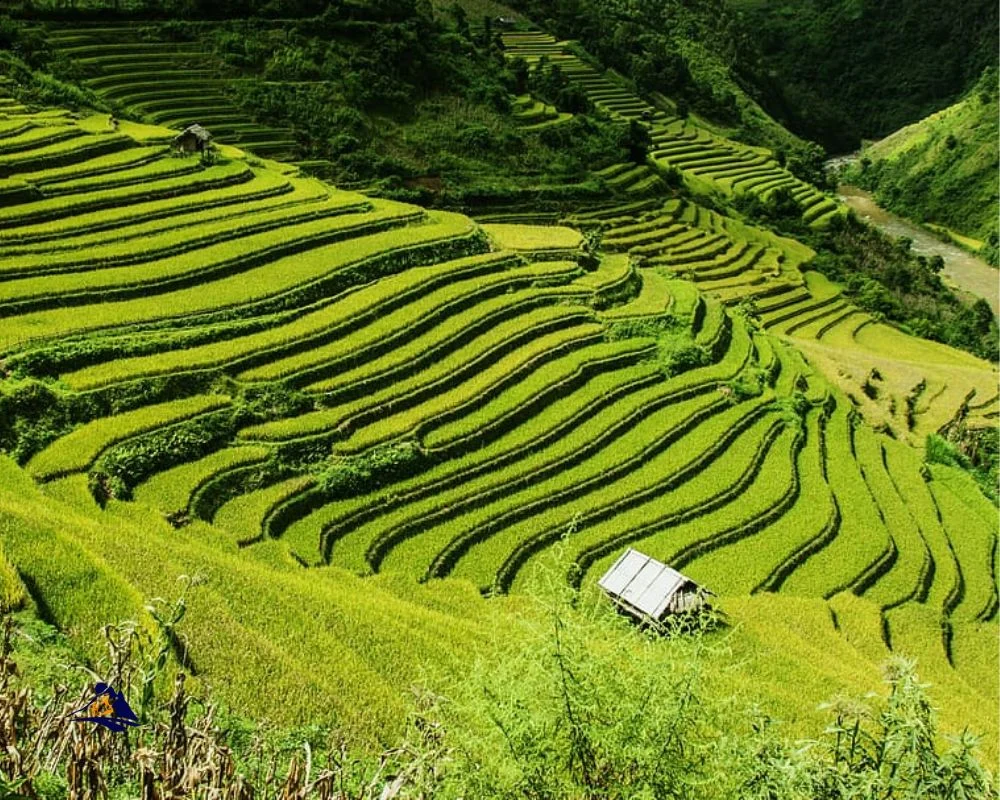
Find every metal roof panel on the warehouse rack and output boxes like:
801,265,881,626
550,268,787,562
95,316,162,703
598,548,702,620
619,560,665,608
598,549,650,596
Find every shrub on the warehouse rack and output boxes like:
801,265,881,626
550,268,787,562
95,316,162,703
925,433,970,471
318,439,424,496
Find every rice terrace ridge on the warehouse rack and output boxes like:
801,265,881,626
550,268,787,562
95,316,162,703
0,1,997,797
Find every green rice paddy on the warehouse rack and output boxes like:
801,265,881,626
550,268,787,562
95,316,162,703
0,94,994,755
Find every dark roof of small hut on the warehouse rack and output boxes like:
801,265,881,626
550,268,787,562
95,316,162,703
174,124,212,143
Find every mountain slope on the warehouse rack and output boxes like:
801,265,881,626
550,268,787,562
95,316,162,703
845,69,999,262
725,0,999,152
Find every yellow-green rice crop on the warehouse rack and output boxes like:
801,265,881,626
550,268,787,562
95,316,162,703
39,153,204,195
377,395,767,581
780,398,893,598
0,160,252,227
314,364,668,567
0,173,326,256
852,426,931,609
929,466,998,621
480,223,583,251
464,405,783,590
16,145,168,185
244,314,600,442
339,322,606,453
212,476,315,545
237,258,575,384
421,338,656,450
0,167,291,246
1,192,371,279
63,252,515,389
133,445,271,514
1,209,476,348
27,395,231,481
689,408,831,594
0,538,25,612
0,203,422,304
880,439,960,613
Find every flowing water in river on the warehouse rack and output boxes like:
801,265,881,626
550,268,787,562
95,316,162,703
836,184,998,316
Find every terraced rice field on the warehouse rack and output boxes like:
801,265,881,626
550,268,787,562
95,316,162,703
501,30,842,226
0,98,995,748
511,93,573,131
41,24,298,160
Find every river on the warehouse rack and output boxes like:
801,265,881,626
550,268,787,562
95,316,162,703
834,183,998,316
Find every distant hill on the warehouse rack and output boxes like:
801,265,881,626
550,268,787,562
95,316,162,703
725,0,999,152
845,68,999,263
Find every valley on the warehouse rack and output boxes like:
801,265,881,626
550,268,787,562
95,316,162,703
837,184,998,315
0,3,996,797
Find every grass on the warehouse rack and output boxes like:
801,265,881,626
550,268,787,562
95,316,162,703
26,395,231,482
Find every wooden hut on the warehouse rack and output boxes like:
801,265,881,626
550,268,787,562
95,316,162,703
173,124,212,154
598,548,710,623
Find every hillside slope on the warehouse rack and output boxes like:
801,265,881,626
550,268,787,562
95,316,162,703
845,69,999,263
0,98,995,768
725,0,999,152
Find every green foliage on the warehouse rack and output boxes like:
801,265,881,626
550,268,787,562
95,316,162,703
431,571,996,798
727,0,999,150
925,433,970,471
810,660,996,798
503,0,810,155
727,364,770,402
926,431,998,504
0,50,103,111
0,378,75,464
609,315,711,378
318,440,424,496
843,68,999,245
733,185,806,231
198,12,627,192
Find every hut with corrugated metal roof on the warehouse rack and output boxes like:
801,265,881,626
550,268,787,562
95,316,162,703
598,548,710,624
